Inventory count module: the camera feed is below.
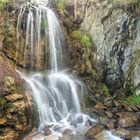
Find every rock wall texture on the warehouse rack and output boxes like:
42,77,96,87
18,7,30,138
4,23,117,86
63,0,140,94
81,0,140,94
0,53,33,140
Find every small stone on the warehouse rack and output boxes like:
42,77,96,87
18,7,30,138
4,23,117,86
106,119,116,129
43,128,52,136
86,124,104,139
15,123,25,131
0,118,7,125
80,63,86,74
63,129,73,135
106,112,113,118
94,103,107,110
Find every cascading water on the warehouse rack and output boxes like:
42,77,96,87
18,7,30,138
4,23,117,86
17,0,123,139
17,0,95,138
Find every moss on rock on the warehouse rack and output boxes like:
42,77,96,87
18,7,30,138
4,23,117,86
101,83,110,97
0,0,9,10
71,30,92,48
57,0,65,14
123,95,140,105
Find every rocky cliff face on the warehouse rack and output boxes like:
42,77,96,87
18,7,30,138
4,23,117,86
57,1,140,138
81,0,140,94
62,0,140,95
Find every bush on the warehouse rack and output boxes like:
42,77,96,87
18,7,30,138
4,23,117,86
101,83,110,97
71,30,92,48
0,0,8,10
123,95,140,105
57,0,64,13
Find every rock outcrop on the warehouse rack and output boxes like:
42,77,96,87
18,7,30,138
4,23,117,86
81,0,140,94
0,53,33,140
62,0,140,95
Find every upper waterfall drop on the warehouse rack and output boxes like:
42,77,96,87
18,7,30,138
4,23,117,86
17,1,67,71
47,8,67,72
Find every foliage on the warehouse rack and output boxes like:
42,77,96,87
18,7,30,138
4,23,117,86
123,95,140,105
101,83,110,97
57,0,65,13
0,99,7,108
71,30,92,48
0,0,8,10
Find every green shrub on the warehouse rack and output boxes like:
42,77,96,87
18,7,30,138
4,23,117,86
81,34,92,48
0,99,7,108
57,0,64,13
101,83,110,97
123,95,140,105
71,30,92,48
0,0,8,10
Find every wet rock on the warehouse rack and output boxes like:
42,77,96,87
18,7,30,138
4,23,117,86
63,129,73,135
86,124,104,139
117,112,139,128
44,134,59,140
60,135,91,140
0,118,7,125
43,127,52,136
106,119,116,129
112,128,130,138
24,132,44,140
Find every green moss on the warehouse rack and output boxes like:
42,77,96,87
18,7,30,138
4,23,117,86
57,0,65,13
123,95,140,105
101,83,110,97
71,30,92,48
0,0,8,10
0,99,7,108
71,30,82,40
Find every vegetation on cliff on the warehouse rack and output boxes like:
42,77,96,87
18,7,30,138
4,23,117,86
0,0,8,9
71,30,92,48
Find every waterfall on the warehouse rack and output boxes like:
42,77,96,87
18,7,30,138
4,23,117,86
17,1,123,139
17,0,95,137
